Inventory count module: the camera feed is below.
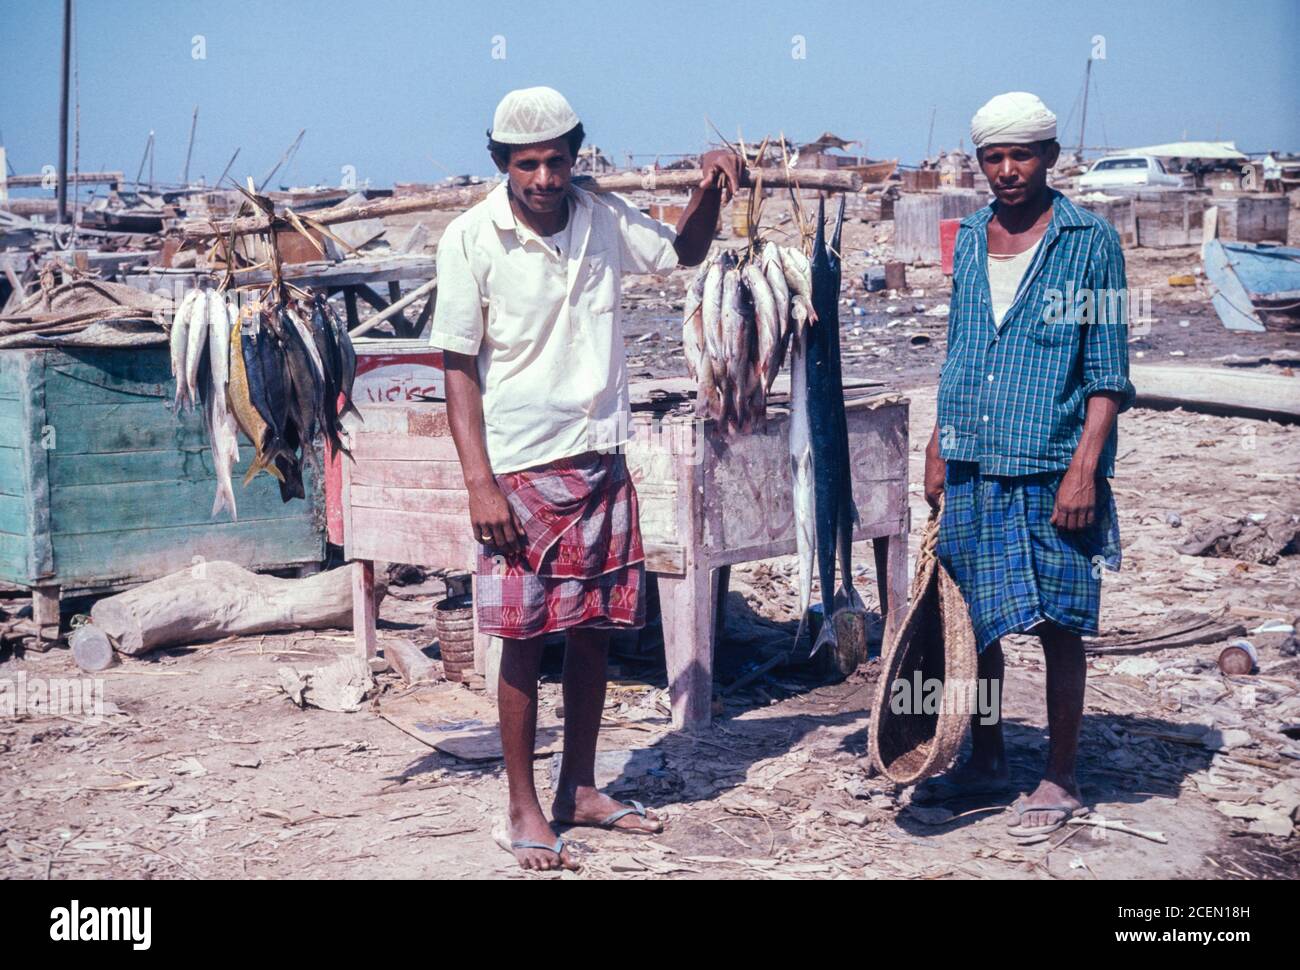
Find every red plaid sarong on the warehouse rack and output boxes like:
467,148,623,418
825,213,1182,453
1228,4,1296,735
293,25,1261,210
474,451,645,639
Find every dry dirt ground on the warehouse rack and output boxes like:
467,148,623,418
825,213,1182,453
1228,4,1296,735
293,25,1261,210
2,202,1297,881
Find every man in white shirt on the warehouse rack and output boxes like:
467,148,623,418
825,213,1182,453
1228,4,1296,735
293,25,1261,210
430,86,739,871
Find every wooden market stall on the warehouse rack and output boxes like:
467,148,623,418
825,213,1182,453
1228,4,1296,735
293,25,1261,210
343,384,910,731
0,345,324,640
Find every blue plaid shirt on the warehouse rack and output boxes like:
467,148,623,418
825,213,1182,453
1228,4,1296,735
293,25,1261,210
937,190,1135,478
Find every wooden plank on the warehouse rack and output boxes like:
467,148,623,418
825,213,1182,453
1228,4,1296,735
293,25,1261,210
347,505,475,570
43,400,207,454
0,350,28,400
40,346,171,391
644,542,685,576
50,517,323,587
0,412,23,444
348,483,468,515
49,450,223,488
50,472,318,535
0,494,24,535
186,168,860,241
350,431,460,463
348,457,465,490
1132,364,1300,421
352,560,377,659
20,352,52,581
0,531,28,586
0,446,25,495
0,394,24,424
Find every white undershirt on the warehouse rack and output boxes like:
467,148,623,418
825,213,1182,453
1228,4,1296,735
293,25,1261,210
988,238,1042,328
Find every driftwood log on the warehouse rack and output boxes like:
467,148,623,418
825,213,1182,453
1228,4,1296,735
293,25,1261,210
91,561,383,657
181,167,863,241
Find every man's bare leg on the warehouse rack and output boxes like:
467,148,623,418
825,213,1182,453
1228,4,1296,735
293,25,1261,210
914,639,1010,800
550,628,661,833
498,635,578,870
1009,622,1086,829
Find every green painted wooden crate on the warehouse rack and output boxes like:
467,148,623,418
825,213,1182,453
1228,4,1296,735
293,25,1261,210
0,346,324,602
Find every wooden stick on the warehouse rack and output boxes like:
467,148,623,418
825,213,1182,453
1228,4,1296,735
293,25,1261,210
182,167,863,241
1068,817,1167,843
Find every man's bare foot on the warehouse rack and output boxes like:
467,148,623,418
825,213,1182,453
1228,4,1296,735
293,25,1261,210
912,758,1012,803
500,807,579,871
552,786,663,834
1005,779,1086,834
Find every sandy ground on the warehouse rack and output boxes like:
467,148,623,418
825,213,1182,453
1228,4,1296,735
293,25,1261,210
1,199,1297,881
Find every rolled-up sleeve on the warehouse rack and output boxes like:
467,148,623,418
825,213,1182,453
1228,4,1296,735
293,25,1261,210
606,192,679,276
1082,227,1136,412
429,222,484,357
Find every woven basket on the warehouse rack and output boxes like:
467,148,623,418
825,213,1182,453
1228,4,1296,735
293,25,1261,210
435,594,475,683
868,500,979,785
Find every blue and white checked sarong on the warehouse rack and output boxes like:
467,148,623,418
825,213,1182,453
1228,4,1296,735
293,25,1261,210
936,461,1121,652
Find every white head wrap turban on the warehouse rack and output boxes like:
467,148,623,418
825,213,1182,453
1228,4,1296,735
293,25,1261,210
970,92,1057,149
490,86,581,145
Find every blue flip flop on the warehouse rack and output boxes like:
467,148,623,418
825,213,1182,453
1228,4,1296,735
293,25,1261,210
492,821,572,865
599,799,652,829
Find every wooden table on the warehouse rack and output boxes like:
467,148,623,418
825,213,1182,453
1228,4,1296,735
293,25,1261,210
343,390,910,731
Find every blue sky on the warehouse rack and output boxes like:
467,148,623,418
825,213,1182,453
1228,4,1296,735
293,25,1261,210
3,0,1297,192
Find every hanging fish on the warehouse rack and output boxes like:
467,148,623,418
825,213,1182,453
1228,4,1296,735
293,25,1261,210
320,298,360,421
170,289,201,411
780,245,817,326
227,306,284,484
245,306,293,471
788,322,816,646
720,265,745,433
280,306,324,472
760,242,792,391
308,296,349,457
184,287,212,410
701,256,727,416
205,289,240,519
742,259,777,429
805,196,864,656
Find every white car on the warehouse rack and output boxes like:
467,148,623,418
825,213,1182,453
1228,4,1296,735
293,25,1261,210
1077,155,1184,191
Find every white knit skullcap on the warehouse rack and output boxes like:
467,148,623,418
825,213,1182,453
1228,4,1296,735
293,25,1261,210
490,86,580,145
970,92,1057,149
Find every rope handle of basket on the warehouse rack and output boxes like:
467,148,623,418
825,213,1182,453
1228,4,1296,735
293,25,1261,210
912,494,945,593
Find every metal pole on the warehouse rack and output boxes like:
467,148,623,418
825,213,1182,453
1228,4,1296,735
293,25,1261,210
181,105,198,185
1077,59,1092,157
215,147,241,188
135,130,154,186
56,0,72,224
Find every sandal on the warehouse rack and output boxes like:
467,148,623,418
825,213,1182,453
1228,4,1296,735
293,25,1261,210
555,799,660,832
1004,795,1090,841
491,820,576,869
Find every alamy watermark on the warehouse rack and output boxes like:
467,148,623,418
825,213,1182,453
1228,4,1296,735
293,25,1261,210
0,671,105,718
1042,285,1153,335
889,674,1001,726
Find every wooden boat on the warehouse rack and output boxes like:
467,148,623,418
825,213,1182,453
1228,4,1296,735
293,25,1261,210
1203,239,1300,331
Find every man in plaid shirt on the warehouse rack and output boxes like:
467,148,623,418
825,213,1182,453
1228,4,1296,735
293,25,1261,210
920,92,1135,840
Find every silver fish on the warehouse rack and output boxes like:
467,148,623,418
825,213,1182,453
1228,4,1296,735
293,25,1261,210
742,260,779,405
760,242,792,390
205,290,240,519
720,267,744,431
184,287,211,410
170,288,200,410
701,257,726,402
779,246,816,325
788,325,817,646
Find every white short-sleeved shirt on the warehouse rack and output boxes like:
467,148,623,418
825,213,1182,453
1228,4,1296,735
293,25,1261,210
430,181,678,473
